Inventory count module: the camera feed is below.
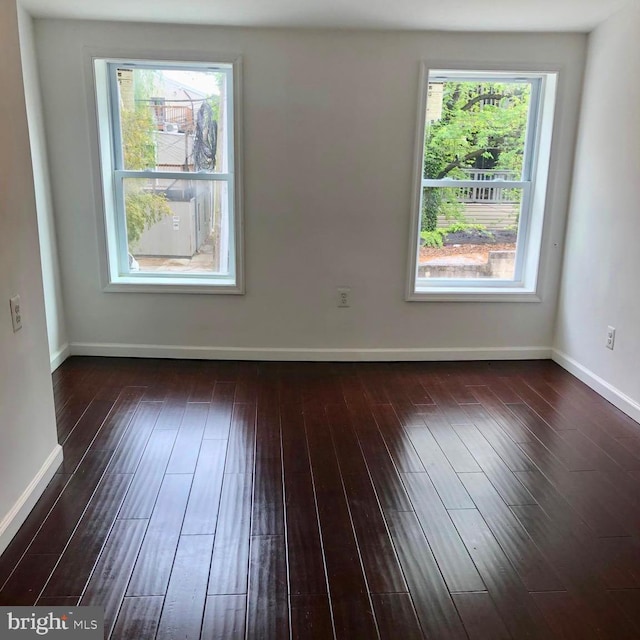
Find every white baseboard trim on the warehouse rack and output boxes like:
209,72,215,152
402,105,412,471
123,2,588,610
0,444,63,557
552,349,640,424
50,343,70,372
70,342,552,362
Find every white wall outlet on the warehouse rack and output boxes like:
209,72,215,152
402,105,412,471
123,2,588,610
10,295,22,332
337,287,351,308
606,325,616,350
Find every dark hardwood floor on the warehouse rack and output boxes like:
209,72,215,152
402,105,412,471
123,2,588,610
2,357,640,639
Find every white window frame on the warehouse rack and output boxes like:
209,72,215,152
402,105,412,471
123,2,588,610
92,55,244,294
406,64,558,302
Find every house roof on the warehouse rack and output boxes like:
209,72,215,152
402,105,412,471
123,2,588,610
20,0,633,33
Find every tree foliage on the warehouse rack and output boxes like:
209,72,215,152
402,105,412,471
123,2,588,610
121,107,156,171
124,186,172,247
422,81,530,231
120,70,172,249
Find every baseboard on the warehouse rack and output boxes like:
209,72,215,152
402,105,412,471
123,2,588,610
0,444,63,557
50,343,70,372
552,349,640,424
70,342,552,362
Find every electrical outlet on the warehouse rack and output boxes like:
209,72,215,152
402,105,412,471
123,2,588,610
10,295,22,332
606,326,616,350
337,287,351,308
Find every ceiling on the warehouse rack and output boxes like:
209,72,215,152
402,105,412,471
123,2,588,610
20,0,632,33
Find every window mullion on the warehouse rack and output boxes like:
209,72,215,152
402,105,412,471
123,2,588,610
114,169,232,182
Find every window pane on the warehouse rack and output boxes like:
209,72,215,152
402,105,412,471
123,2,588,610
424,80,531,181
123,178,230,275
116,67,230,173
418,187,521,280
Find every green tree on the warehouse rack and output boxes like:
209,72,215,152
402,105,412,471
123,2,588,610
120,70,172,248
422,81,530,231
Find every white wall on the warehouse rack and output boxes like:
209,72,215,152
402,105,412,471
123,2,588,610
0,0,62,555
17,6,69,370
554,1,640,420
35,20,586,359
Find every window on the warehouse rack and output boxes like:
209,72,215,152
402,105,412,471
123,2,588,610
93,58,242,292
407,68,557,300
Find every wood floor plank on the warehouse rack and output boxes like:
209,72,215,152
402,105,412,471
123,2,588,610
60,398,116,473
207,472,253,596
165,402,208,474
181,438,227,535
608,590,640,640
126,474,193,596
358,365,391,404
525,374,634,442
154,397,188,431
105,402,163,474
340,472,407,594
28,450,112,554
281,403,310,476
506,403,594,471
0,473,70,588
449,508,553,640
40,472,133,598
252,400,284,537
326,404,371,477
469,386,535,443
517,465,632,538
56,397,91,444
510,503,640,639
500,377,577,432
285,472,328,596
459,472,565,592
304,411,378,639
371,593,423,640
326,404,407,594
156,534,214,640
117,429,179,519
352,416,413,513
531,591,601,640
204,382,236,439
37,596,80,606
406,427,475,509
370,404,424,473
234,364,259,404
224,403,257,474
418,376,471,425
291,593,334,640
420,406,481,473
80,518,148,639
202,594,246,640
452,592,512,640
393,401,430,428
386,510,467,640
452,423,535,506
111,596,164,640
246,535,289,640
462,404,534,471
401,472,485,593
339,371,370,408
0,554,59,606
89,386,144,452
187,363,216,402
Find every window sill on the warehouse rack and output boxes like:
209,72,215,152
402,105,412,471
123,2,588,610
407,286,541,303
104,276,243,295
